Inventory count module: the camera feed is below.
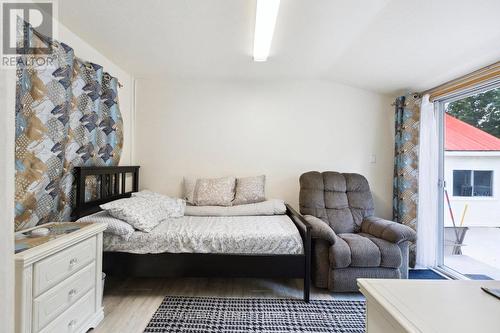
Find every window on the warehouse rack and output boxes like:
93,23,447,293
453,170,493,197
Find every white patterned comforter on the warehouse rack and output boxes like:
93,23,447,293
103,215,303,255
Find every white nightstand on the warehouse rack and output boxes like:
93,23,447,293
15,222,106,333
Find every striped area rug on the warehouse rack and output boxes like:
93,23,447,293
144,296,365,333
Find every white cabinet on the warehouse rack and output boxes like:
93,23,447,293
358,278,500,333
15,223,106,333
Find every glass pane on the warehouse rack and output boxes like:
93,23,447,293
446,87,500,138
473,171,493,196
453,170,472,196
442,85,500,280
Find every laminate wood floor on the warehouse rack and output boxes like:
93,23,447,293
91,277,364,333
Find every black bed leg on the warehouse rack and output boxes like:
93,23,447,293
303,276,310,302
304,223,311,303
303,243,311,302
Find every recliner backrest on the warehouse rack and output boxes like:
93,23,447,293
299,171,374,233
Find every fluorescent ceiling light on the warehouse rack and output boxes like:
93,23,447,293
253,0,280,62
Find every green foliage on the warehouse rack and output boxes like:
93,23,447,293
445,87,500,138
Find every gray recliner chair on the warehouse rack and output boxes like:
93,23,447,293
299,171,417,292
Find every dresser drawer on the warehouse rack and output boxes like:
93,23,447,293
34,237,96,296
33,262,96,332
38,288,95,333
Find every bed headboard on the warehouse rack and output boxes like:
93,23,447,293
72,166,140,220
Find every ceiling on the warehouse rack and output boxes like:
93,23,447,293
59,0,500,95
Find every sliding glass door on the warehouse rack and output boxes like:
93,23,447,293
437,83,500,280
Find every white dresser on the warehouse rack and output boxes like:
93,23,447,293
358,278,500,333
15,222,106,333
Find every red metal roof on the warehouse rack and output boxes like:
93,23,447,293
445,113,500,151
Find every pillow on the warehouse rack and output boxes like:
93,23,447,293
132,190,185,217
132,190,162,198
100,197,165,232
233,175,266,205
183,178,197,204
185,199,286,216
78,211,134,240
193,176,236,206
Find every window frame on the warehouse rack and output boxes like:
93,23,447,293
452,169,494,198
436,79,500,278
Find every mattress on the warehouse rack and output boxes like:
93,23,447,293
102,215,304,255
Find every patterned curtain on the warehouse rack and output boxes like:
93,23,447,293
14,22,123,231
393,94,421,267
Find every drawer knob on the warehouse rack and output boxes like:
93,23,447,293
68,319,77,329
68,288,77,297
69,258,78,266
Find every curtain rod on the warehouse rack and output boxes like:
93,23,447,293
29,26,124,88
420,61,500,101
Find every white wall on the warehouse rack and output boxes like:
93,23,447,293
444,153,500,227
135,79,395,218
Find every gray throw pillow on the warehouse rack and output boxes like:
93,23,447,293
193,177,236,206
233,175,266,205
183,177,197,205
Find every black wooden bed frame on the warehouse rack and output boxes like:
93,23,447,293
72,166,312,302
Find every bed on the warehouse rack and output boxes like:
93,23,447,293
72,166,312,301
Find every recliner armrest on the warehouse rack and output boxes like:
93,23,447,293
361,216,416,244
303,215,337,245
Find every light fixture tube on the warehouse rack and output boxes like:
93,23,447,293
253,0,280,62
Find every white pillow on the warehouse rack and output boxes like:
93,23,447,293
193,176,236,206
100,197,165,232
185,199,286,216
132,190,161,198
233,175,266,205
78,211,135,240
132,190,185,217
